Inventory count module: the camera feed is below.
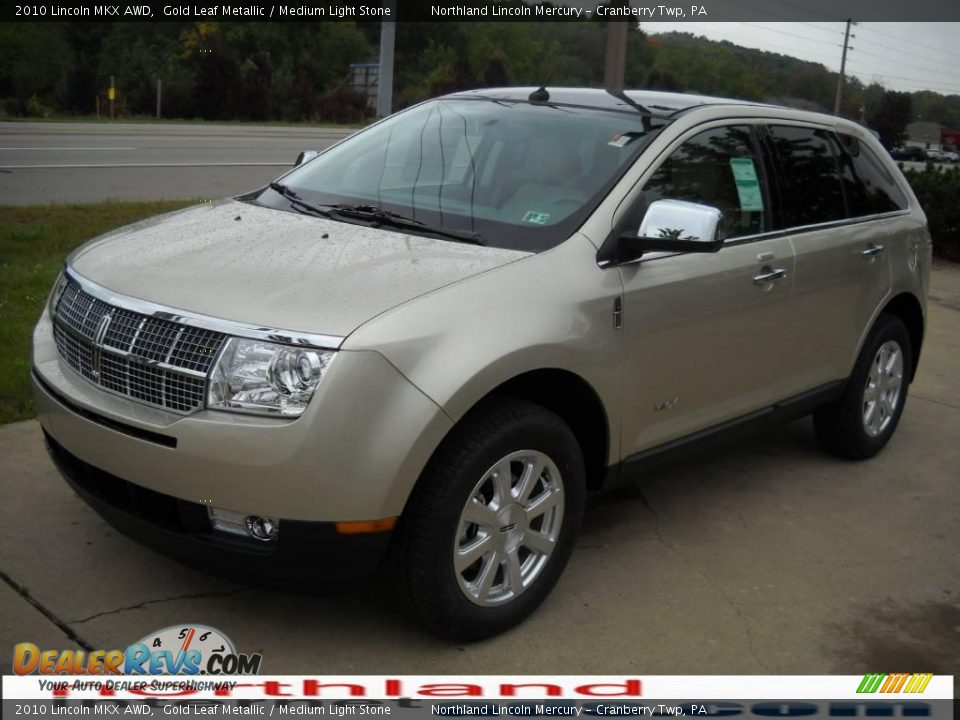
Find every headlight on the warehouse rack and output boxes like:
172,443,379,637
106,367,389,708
207,338,335,417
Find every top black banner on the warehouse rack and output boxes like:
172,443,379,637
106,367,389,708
5,0,960,22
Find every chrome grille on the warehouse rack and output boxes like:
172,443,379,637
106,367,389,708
52,280,226,413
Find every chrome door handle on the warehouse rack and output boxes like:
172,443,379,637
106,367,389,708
862,243,886,257
753,268,787,285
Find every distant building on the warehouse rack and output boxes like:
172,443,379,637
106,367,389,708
905,121,943,149
348,63,379,113
941,128,960,149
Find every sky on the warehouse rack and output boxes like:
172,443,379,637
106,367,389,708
640,22,960,97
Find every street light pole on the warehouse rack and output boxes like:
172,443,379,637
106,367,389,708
376,0,397,119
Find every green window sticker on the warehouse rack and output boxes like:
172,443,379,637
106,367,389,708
729,157,764,212
522,211,551,225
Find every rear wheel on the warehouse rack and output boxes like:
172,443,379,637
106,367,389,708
393,397,585,640
814,314,912,460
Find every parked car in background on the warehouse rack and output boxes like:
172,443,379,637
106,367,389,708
925,149,944,161
941,150,959,163
32,88,931,640
890,146,925,162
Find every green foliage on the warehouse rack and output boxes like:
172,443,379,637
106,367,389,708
903,165,960,261
868,91,912,149
0,21,957,130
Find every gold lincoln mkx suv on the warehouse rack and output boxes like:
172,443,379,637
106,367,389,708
32,88,930,639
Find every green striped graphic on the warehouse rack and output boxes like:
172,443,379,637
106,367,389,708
857,673,886,693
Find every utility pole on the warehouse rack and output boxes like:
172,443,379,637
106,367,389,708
109,75,115,119
376,0,396,119
834,19,854,115
604,21,628,90
156,78,162,119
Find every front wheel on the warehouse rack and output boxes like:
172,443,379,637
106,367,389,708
814,314,912,460
392,397,585,640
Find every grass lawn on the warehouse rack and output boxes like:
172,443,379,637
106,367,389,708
0,201,194,424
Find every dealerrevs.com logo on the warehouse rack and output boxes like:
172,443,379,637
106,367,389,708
13,624,263,676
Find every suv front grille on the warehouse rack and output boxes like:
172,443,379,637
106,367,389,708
52,280,226,413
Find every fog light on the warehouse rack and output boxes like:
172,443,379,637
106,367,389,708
208,507,278,542
245,515,277,541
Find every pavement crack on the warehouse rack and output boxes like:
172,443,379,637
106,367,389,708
72,588,248,625
912,394,960,411
635,490,771,671
0,568,94,651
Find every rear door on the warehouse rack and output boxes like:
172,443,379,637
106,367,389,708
764,125,899,387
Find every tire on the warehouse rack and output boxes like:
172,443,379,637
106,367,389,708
813,314,912,460
392,396,586,640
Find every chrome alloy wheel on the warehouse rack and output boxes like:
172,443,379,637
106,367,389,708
863,340,904,438
453,450,565,607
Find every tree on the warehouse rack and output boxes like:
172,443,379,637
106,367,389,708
868,91,912,149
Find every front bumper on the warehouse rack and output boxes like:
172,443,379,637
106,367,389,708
32,306,453,523
42,428,391,582
31,302,455,578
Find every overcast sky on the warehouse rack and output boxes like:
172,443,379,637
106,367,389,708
640,22,960,97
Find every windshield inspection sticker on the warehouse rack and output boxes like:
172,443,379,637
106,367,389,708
729,157,764,211
608,131,641,148
523,211,551,225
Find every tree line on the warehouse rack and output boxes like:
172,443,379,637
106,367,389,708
1,19,958,143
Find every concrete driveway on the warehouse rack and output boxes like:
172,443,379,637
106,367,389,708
2,265,959,676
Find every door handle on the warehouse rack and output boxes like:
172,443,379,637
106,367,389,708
753,268,787,285
862,243,886,258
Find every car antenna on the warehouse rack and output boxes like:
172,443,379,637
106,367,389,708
529,86,550,103
606,88,653,131
529,69,554,104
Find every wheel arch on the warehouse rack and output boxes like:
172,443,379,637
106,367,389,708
881,292,924,382
416,368,612,498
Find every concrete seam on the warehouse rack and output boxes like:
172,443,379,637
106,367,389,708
0,568,94,651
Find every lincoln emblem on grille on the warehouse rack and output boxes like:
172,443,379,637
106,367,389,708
91,312,113,378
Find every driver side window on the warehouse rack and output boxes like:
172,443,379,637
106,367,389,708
643,125,768,240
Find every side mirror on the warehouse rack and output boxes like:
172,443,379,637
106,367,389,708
598,199,724,267
295,150,320,166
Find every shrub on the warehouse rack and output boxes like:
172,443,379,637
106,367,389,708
902,164,960,261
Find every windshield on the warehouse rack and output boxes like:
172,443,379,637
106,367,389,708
253,98,663,252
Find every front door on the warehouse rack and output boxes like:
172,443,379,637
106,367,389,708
617,123,799,456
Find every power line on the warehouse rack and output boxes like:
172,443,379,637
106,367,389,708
851,48,960,78
856,23,960,61
852,33,960,69
739,21,844,47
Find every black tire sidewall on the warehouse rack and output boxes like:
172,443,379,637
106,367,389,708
840,315,913,457
398,399,585,640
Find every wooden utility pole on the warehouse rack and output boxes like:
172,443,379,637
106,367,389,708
109,75,115,119
156,79,162,119
834,19,853,115
604,21,628,90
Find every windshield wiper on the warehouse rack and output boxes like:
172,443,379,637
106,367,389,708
269,186,484,245
328,203,485,245
269,182,338,219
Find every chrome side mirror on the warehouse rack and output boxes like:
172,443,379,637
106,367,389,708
295,150,320,166
598,199,724,267
637,199,722,246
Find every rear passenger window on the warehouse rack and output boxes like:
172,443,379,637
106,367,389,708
642,125,767,240
835,133,908,215
768,126,845,227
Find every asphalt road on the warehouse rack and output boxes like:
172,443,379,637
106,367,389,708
0,121,355,204
1,265,958,677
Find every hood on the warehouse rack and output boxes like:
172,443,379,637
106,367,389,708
68,200,529,338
